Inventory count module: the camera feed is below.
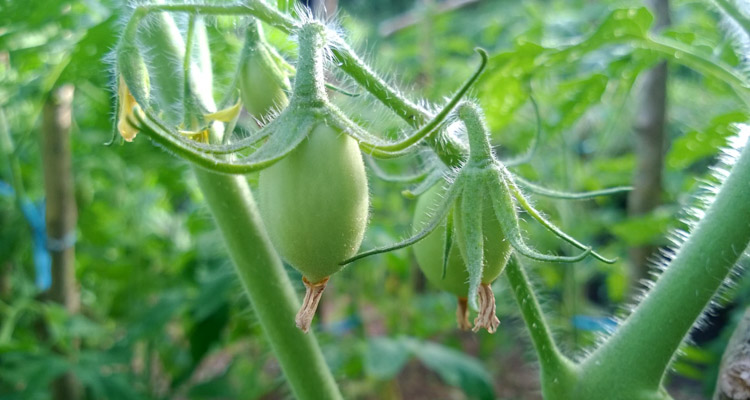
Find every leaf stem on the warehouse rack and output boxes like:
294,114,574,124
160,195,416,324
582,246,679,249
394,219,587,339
194,171,343,400
639,36,750,104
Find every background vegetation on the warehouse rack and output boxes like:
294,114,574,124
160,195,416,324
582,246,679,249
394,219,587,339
1,0,748,398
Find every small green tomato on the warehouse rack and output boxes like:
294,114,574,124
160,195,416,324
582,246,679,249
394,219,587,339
259,123,369,332
413,179,511,333
238,21,290,119
413,182,471,330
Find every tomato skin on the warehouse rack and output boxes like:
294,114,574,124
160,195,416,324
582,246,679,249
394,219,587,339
238,45,289,118
413,180,512,297
413,183,470,297
259,124,369,283
238,22,290,119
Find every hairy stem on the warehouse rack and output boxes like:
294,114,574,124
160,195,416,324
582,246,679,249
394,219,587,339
582,139,750,392
135,11,342,399
194,171,343,400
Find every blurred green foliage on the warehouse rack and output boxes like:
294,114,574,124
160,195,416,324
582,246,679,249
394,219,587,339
1,0,749,399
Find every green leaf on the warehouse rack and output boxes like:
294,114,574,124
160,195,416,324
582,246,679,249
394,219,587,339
555,74,608,131
411,340,495,400
610,208,673,246
364,337,412,380
364,337,494,400
667,111,748,169
552,7,653,62
480,42,544,131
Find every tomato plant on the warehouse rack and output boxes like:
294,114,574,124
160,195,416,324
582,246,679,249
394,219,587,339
109,2,750,399
3,0,750,399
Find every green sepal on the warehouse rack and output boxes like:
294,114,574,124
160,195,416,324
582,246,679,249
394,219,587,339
514,175,632,200
403,169,446,198
341,176,464,265
487,174,592,263
442,207,455,280
457,178,484,309
117,41,151,109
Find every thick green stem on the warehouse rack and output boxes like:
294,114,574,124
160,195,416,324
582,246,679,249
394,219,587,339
131,11,342,399
581,139,750,392
194,171,343,400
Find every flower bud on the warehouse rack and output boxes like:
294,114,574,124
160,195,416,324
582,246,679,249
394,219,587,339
116,42,150,142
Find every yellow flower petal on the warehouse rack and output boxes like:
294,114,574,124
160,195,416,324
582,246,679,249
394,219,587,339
204,99,242,123
179,129,210,144
117,76,140,142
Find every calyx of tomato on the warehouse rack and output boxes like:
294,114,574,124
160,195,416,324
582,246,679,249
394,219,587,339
344,102,618,333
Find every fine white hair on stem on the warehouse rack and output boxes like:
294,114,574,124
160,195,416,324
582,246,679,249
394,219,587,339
588,125,749,366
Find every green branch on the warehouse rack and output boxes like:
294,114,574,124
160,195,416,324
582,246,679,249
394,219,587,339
505,257,578,394
132,12,342,399
118,6,750,399
580,139,750,394
194,171,343,400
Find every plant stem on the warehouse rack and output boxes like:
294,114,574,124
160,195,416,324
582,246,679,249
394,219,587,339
134,3,296,32
194,170,343,400
182,13,196,125
640,36,750,104
582,138,750,392
331,43,467,166
505,257,575,387
137,11,342,399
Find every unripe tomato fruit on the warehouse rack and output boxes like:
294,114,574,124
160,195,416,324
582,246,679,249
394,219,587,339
413,183,469,297
259,124,369,284
413,181,512,296
238,24,290,118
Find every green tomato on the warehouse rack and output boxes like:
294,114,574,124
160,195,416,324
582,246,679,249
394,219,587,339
413,183,470,297
259,124,369,283
238,32,290,118
413,180,512,297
